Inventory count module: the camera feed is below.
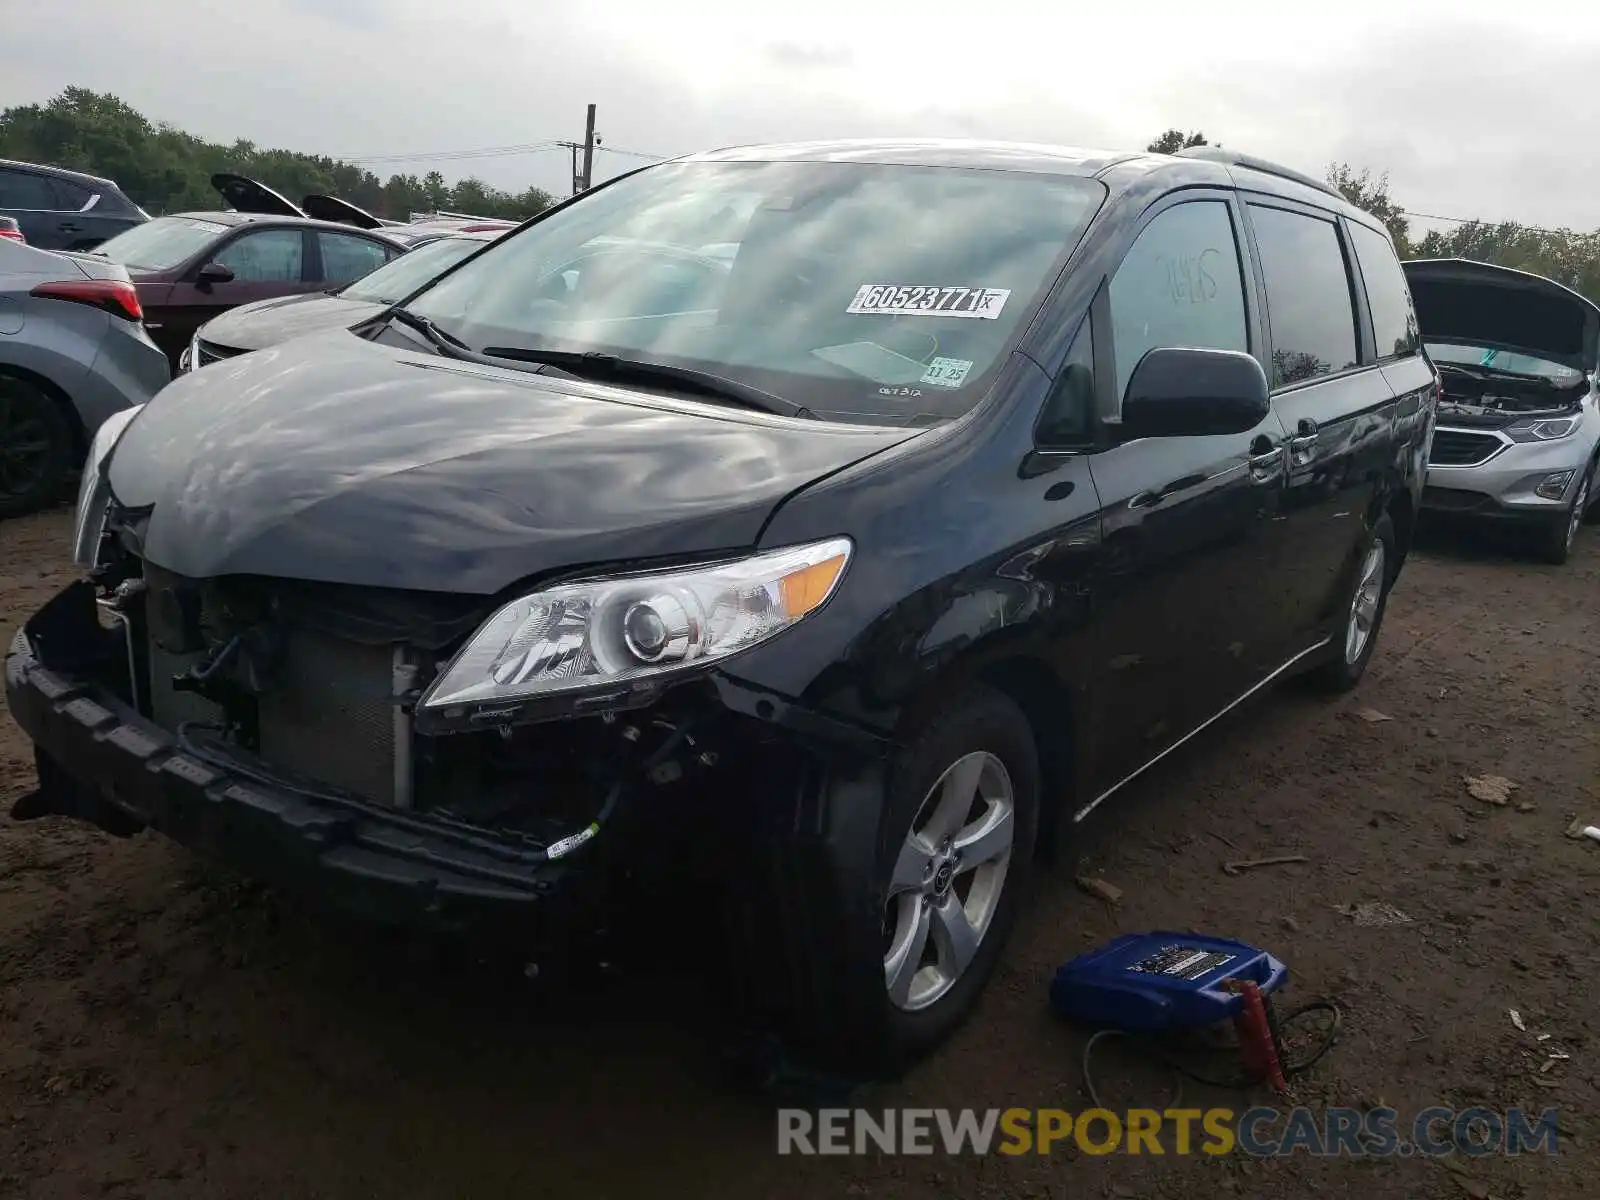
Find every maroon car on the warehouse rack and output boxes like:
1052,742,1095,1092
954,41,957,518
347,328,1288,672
91,175,407,365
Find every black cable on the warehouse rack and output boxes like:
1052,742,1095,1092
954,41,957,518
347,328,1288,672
1080,999,1344,1109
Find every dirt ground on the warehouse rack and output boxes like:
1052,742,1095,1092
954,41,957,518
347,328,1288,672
0,504,1595,1200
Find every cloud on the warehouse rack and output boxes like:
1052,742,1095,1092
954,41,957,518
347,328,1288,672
1,1,1596,229
763,42,854,70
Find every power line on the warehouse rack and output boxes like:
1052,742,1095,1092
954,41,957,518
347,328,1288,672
596,144,668,162
334,138,670,168
340,142,563,164
1404,209,1587,237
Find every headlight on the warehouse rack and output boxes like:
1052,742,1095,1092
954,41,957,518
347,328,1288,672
176,335,195,375
71,405,142,569
1507,417,1579,442
419,537,853,712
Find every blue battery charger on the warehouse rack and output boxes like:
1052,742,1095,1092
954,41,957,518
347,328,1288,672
1049,931,1289,1034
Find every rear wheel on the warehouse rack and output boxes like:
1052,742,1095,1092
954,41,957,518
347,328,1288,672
0,376,74,519
1308,513,1395,692
877,686,1039,1067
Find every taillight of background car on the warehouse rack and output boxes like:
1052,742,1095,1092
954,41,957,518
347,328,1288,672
29,279,144,322
0,216,24,242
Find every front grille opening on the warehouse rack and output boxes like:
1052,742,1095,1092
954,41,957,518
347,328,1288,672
1428,429,1504,467
194,339,244,368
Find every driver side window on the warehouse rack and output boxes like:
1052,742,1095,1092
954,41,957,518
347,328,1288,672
1108,200,1249,401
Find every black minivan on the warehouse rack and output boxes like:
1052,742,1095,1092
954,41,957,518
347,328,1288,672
6,139,1435,1075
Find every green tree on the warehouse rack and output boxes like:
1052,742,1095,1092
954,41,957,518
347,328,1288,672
1326,163,1410,255
0,87,554,222
1147,129,1208,154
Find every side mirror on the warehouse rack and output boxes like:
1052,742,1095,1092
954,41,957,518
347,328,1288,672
195,261,235,288
1119,347,1270,439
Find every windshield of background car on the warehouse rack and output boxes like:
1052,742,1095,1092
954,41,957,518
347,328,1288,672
342,236,486,304
94,216,225,271
1426,342,1584,385
403,160,1106,424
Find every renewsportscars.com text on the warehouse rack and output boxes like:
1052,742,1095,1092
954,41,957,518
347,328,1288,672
776,1106,1560,1158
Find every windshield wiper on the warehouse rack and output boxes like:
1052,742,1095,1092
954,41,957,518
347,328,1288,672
385,307,473,356
478,347,812,419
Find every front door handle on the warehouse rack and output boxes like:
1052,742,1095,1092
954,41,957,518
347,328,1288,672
1247,436,1286,480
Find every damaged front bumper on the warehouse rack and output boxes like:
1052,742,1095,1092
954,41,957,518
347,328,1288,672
4,581,613,939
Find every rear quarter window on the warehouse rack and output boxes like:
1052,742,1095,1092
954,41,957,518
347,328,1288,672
1247,204,1360,387
1348,222,1420,360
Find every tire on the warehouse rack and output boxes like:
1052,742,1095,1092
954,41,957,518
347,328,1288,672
1308,513,1396,693
0,376,75,519
874,685,1040,1068
1531,466,1590,565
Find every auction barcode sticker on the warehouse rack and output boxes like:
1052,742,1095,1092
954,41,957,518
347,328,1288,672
846,284,1011,319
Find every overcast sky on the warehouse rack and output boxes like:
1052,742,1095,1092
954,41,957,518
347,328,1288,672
3,0,1595,233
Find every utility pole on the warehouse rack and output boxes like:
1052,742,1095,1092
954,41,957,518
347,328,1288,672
558,105,600,197
579,104,597,193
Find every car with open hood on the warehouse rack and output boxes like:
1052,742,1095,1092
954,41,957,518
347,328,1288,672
89,174,407,366
5,140,1433,1076
1405,257,1600,563
178,228,505,372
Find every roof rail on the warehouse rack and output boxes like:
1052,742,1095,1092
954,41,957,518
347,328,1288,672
1173,146,1343,201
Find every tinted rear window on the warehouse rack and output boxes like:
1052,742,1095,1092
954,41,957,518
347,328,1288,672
1248,205,1359,387
1348,223,1419,360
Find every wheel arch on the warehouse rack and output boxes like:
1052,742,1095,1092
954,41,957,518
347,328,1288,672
892,645,1078,864
1385,483,1415,572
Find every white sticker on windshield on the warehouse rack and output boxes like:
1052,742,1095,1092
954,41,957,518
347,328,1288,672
920,357,974,388
846,284,1011,320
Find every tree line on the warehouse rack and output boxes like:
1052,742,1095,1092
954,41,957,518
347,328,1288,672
2,94,1593,300
1145,128,1600,303
0,88,555,222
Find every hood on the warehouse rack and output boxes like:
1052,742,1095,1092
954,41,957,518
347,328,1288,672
107,330,917,594
210,173,306,218
198,292,385,353
302,193,385,229
1403,257,1600,372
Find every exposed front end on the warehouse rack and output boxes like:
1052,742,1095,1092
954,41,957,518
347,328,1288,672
1404,257,1600,553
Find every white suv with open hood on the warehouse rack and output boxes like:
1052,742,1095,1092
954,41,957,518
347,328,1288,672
1406,257,1600,563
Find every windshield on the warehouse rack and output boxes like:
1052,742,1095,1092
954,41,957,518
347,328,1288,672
342,236,488,304
95,216,226,271
1427,342,1584,385
404,160,1106,424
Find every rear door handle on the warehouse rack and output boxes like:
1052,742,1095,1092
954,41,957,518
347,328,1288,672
57,222,83,233
1289,417,1318,455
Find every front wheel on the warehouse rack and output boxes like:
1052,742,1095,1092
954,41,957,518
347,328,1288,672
1531,467,1590,564
876,686,1040,1067
1308,513,1396,693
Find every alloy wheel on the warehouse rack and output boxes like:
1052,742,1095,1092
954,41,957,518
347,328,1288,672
883,751,1015,1012
1566,475,1589,552
1344,538,1387,665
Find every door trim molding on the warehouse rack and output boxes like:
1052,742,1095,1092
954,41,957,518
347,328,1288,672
1073,636,1332,823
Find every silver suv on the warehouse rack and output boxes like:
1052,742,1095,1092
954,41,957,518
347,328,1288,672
1406,258,1600,564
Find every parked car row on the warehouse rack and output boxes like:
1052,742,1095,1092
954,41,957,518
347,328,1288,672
4,137,1598,1080
0,167,517,516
